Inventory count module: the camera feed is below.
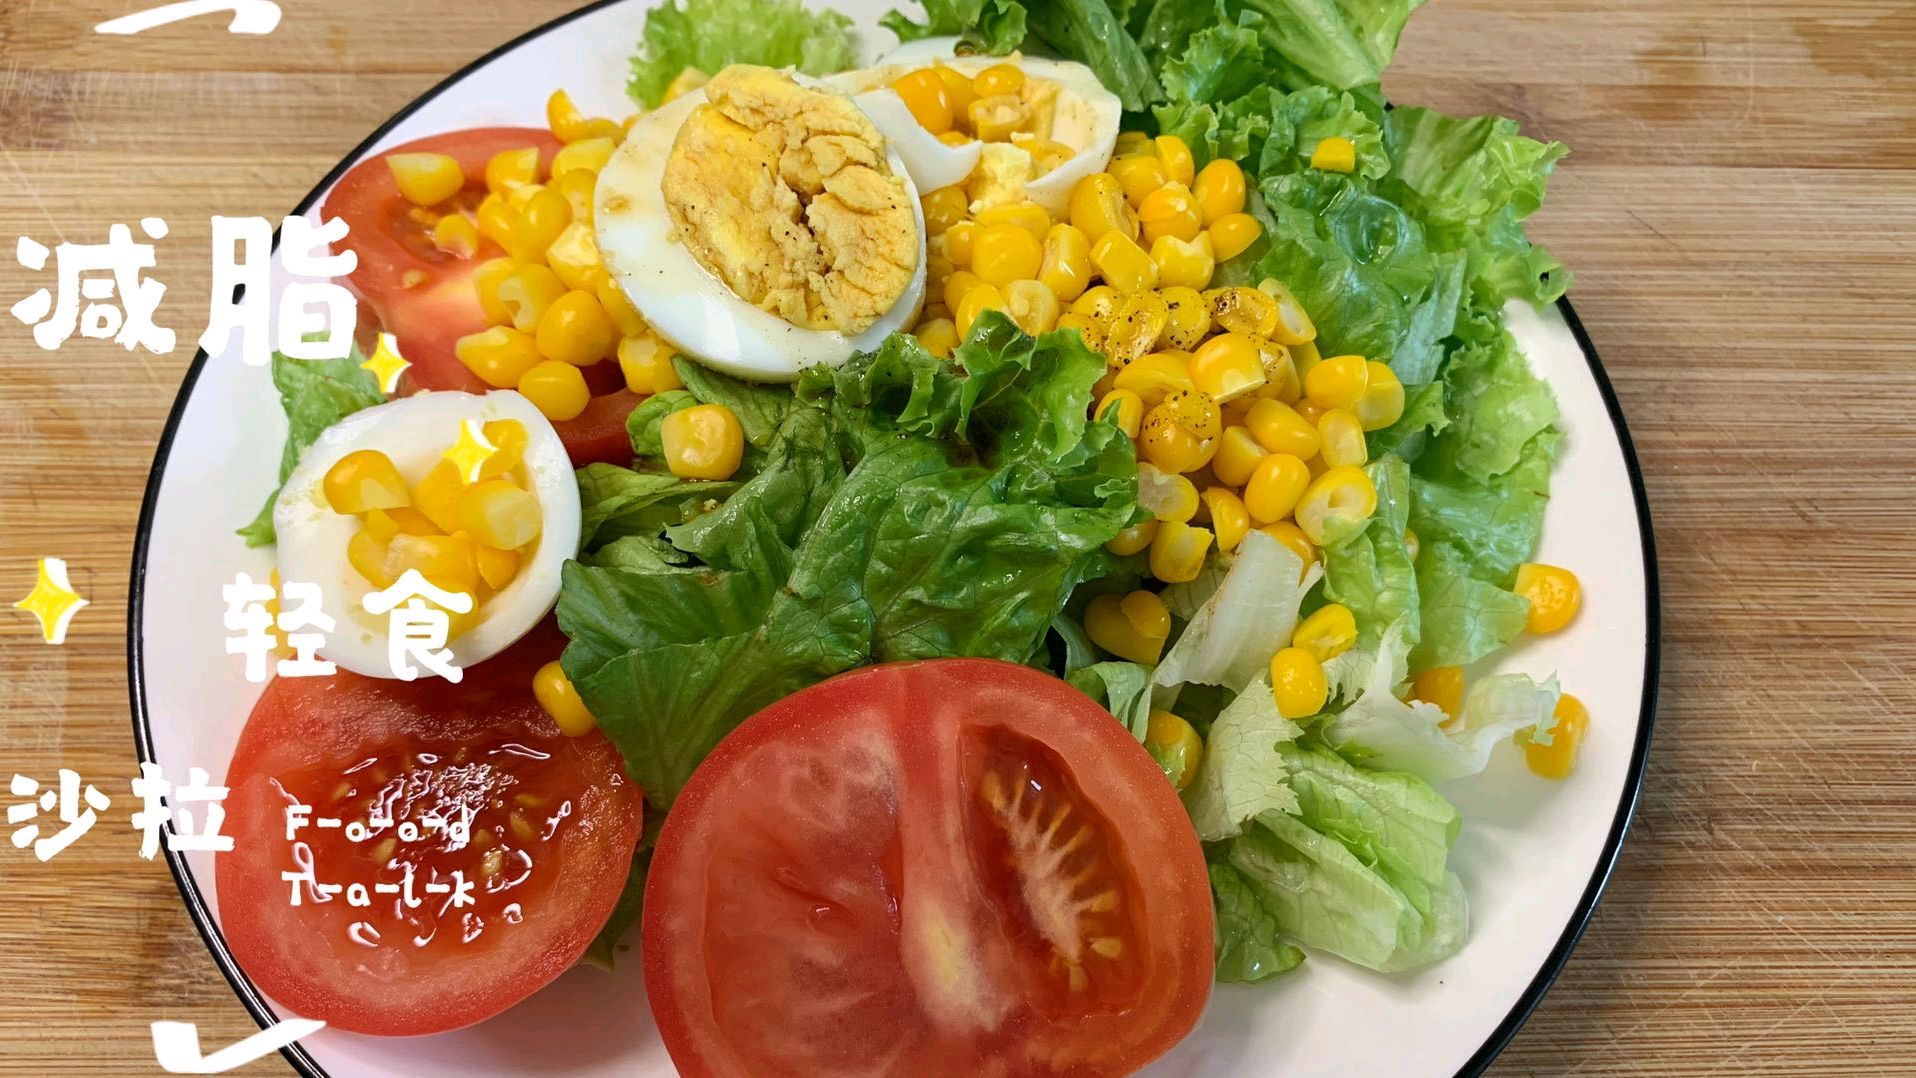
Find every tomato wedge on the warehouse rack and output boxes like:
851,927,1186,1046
216,625,644,1036
644,659,1213,1077
322,128,641,466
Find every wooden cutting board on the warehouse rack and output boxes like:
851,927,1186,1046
1,0,1911,1073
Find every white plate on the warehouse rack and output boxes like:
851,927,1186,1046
128,2,1659,1074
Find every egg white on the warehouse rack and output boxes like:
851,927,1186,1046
273,391,581,680
829,39,1123,217
596,80,928,382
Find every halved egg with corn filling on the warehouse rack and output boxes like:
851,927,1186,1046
595,64,928,381
828,38,1123,218
273,391,581,679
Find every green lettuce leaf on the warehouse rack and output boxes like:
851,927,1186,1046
1320,454,1417,649
237,347,382,547
1211,860,1306,982
1234,0,1428,94
626,0,860,107
1181,674,1302,841
1155,529,1319,693
880,0,1029,54
1410,541,1532,670
560,314,1135,809
1022,0,1164,110
1067,660,1156,741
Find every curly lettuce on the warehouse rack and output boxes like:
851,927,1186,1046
626,0,860,107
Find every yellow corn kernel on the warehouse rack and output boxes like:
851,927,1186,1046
1526,693,1589,779
478,419,528,480
1091,230,1159,294
1023,138,1075,175
596,276,646,338
545,222,603,293
1211,425,1266,487
892,68,955,134
323,450,409,515
1305,354,1371,411
1201,487,1250,552
385,532,480,600
346,528,395,589
1070,284,1123,326
368,506,440,540
1110,155,1170,205
1295,465,1378,544
1150,233,1215,291
1111,351,1195,404
456,478,543,550
510,186,572,263
1403,526,1421,563
485,146,541,196
1253,337,1302,404
945,221,978,267
1004,279,1061,335
1106,519,1158,556
1262,521,1318,577
1095,389,1145,439
915,317,960,359
534,660,598,737
1137,183,1202,245
545,89,586,141
662,65,710,104
535,290,617,366
1259,279,1318,344
1189,333,1269,402
956,282,1007,337
1293,603,1357,662
1244,453,1310,524
660,403,744,481
1160,387,1221,440
430,213,480,259
1293,397,1326,425
473,258,516,326
1055,312,1104,352
1207,286,1280,337
1409,665,1465,722
1037,223,1093,303
972,62,1025,99
968,93,1028,142
476,193,517,249
1139,406,1209,474
1069,173,1138,245
1157,287,1210,351
939,129,974,147
942,270,984,316
468,538,518,589
1208,212,1263,261
922,185,969,235
1084,590,1172,666
387,152,466,207
1136,462,1201,522
1114,130,1153,157
1153,135,1195,186
506,180,545,213
1245,398,1322,459
517,360,590,422
1270,646,1329,718
976,201,1050,241
1145,710,1204,790
412,460,467,534
552,136,616,178
455,326,544,389
1310,136,1357,173
1515,563,1582,634
1355,361,1406,430
1150,520,1214,584
973,223,1044,286
1104,290,1171,365
931,63,976,123
497,263,567,334
1191,158,1247,224
617,332,679,394
1317,408,1369,469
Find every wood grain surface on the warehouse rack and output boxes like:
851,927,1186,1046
2,0,1912,1074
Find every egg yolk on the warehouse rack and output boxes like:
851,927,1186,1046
661,65,919,334
323,419,540,638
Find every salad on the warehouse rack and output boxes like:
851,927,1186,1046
215,0,1590,1071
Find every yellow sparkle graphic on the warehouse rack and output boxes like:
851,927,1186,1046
13,557,87,645
442,419,498,483
360,332,411,394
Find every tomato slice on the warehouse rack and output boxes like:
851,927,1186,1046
216,624,644,1036
644,659,1213,1077
322,128,641,466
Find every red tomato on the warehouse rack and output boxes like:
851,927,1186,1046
644,659,1213,1077
216,625,644,1035
323,128,641,466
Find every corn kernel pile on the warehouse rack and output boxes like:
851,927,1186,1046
325,420,541,634
891,61,1076,165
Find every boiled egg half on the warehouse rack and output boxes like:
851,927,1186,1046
274,391,581,679
596,64,928,382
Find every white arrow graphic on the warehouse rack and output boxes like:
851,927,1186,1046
152,1018,326,1074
